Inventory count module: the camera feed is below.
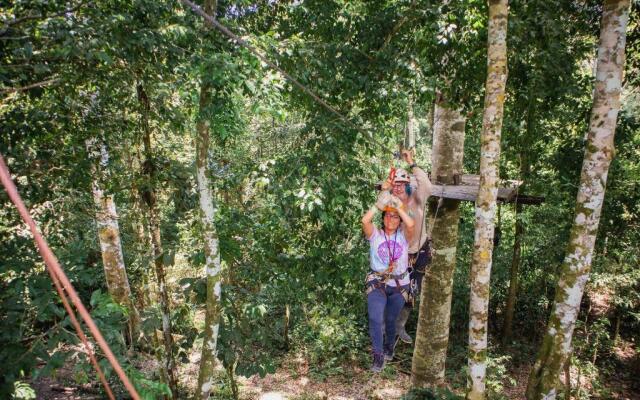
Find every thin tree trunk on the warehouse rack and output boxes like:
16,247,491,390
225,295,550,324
613,312,621,344
467,1,509,399
123,143,153,313
502,151,530,343
284,304,290,350
564,356,572,400
502,200,522,343
137,82,178,397
405,95,416,149
526,1,630,398
86,139,140,344
196,1,223,398
411,96,465,387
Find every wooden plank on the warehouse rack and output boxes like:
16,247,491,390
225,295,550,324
431,184,543,205
459,174,523,189
431,184,477,202
431,184,516,202
376,173,543,205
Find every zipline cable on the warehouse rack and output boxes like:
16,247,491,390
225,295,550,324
0,153,141,400
178,0,394,155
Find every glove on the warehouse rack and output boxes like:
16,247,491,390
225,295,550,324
381,179,393,191
376,191,392,210
388,195,403,211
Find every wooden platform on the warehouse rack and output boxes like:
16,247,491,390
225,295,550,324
430,174,544,205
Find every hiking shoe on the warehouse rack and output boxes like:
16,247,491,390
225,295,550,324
371,353,385,373
397,328,412,344
384,348,394,361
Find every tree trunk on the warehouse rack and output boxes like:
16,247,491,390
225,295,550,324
123,143,153,314
137,82,179,397
526,1,630,398
86,139,140,344
502,201,522,343
502,152,530,343
404,95,416,149
467,1,509,399
411,96,465,387
196,1,223,398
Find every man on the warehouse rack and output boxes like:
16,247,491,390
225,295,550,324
381,149,432,343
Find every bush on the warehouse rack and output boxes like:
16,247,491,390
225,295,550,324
292,305,367,379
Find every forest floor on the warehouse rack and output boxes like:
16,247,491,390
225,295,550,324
181,335,640,400
28,335,639,400
27,309,640,400
228,355,412,400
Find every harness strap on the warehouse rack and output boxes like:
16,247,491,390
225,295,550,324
366,271,410,301
369,270,409,282
366,277,387,297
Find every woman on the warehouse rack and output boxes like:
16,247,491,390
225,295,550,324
361,192,415,372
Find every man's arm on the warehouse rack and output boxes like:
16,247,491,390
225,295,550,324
402,149,432,203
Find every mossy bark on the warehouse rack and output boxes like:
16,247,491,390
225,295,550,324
137,83,178,398
467,1,509,399
526,1,630,399
196,2,223,398
86,139,140,344
411,98,465,387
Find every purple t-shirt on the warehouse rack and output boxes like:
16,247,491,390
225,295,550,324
368,228,410,287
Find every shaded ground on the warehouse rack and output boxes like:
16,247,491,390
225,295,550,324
30,359,109,400
27,327,639,399
238,353,411,400
31,376,103,400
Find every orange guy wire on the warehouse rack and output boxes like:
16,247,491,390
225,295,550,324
0,153,141,400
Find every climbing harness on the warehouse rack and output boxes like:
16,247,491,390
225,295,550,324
365,272,410,303
0,154,141,400
365,226,409,302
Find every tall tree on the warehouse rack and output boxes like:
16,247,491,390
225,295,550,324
195,0,224,398
405,96,417,149
411,95,466,387
501,153,528,342
137,83,179,397
467,1,509,399
526,1,631,398
86,138,140,343
503,100,534,343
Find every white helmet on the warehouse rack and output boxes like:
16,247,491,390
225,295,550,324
394,168,410,184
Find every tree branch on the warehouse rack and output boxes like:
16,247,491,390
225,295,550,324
1,1,89,36
377,0,418,53
1,77,59,94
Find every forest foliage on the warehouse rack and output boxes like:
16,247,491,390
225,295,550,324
1,0,639,399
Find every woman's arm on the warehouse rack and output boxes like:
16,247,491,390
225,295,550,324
363,191,393,238
397,207,415,242
361,206,378,239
